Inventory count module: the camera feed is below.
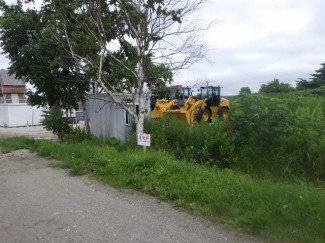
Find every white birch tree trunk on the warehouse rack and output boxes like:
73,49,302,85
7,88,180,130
135,0,145,135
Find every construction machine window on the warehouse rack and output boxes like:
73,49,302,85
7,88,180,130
175,89,183,99
200,87,219,99
200,87,207,99
170,89,177,100
208,87,213,97
184,88,190,99
213,87,219,96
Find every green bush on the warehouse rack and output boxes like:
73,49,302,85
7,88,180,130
65,127,96,143
229,94,325,182
144,115,234,168
41,108,71,140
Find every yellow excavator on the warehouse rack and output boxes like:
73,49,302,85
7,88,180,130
150,85,191,118
166,86,230,124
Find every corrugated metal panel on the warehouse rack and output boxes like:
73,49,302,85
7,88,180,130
0,69,25,86
87,93,150,143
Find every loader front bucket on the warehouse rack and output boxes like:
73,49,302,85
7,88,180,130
150,109,164,119
167,110,193,125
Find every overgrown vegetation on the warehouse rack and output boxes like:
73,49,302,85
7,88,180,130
0,136,325,243
0,136,35,153
41,109,72,141
229,94,325,182
144,116,234,168
1,87,325,243
144,92,325,183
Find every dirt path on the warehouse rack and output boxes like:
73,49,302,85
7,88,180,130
0,127,262,243
0,126,57,140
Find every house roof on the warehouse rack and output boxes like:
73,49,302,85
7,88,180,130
0,69,25,86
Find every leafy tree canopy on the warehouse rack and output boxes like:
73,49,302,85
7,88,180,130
239,86,251,95
259,79,295,93
296,63,325,90
0,1,92,109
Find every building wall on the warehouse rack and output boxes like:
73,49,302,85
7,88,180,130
0,104,44,127
0,105,9,126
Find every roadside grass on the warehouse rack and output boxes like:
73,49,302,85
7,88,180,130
0,136,35,153
1,137,325,243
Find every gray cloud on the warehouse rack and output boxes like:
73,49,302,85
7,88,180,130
176,0,325,95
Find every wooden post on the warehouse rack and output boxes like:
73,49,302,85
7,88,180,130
143,146,147,154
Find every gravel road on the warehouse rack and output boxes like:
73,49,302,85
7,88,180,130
0,127,262,243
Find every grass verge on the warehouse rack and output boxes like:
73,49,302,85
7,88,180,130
1,136,324,243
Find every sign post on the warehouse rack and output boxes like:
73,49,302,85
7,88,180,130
137,133,151,153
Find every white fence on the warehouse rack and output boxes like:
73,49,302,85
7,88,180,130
0,104,44,127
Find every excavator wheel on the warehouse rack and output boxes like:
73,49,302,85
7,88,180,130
197,108,211,122
217,108,229,119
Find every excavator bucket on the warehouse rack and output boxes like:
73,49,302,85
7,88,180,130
167,109,194,125
150,108,163,119
150,99,177,119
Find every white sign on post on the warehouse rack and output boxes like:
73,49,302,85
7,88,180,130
137,133,151,146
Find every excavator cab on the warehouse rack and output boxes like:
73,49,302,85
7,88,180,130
169,86,191,107
200,86,221,106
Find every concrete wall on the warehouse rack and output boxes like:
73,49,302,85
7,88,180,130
0,104,44,127
0,105,9,127
87,94,150,143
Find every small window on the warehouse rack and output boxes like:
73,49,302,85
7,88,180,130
125,105,139,125
5,94,12,103
176,89,183,99
170,89,177,100
126,110,133,125
18,94,26,103
213,87,219,96
207,87,213,97
184,89,190,99
136,105,139,115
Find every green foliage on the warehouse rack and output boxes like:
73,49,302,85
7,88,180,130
41,109,72,141
64,127,96,143
0,136,35,153
311,63,325,86
0,2,91,109
2,136,325,243
296,63,325,90
229,94,325,182
144,116,234,168
239,86,251,95
259,78,295,93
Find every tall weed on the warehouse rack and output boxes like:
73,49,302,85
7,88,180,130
229,94,325,182
144,115,234,168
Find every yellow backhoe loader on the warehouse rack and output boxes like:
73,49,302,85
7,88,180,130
150,86,191,118
166,86,230,124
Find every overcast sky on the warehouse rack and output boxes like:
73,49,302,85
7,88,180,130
1,0,325,95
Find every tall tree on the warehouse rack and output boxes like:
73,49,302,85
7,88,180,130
310,63,325,86
296,63,325,90
259,79,294,93
0,0,92,132
43,0,211,134
239,86,251,95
